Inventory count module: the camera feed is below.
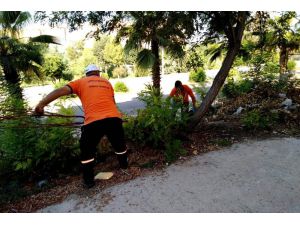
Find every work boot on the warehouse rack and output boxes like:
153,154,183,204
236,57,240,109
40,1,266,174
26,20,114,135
117,152,128,169
82,162,95,189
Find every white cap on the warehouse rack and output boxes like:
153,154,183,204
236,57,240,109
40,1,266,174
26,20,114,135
85,64,100,74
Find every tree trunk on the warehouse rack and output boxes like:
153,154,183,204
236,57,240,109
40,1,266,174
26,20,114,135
279,47,288,75
187,12,248,131
151,38,161,90
1,57,23,99
188,46,240,130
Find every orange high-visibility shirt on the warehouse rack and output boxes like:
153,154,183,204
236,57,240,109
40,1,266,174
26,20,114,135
169,84,196,105
67,76,121,125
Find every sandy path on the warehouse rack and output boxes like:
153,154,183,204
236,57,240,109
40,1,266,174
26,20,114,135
39,137,300,213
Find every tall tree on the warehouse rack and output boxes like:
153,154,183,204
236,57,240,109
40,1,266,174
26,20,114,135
92,35,111,71
103,39,124,67
188,11,250,130
0,11,59,98
114,12,197,89
35,11,250,130
35,11,197,90
265,12,300,75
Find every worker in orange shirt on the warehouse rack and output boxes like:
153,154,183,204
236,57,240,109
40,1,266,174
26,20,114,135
169,80,197,114
35,64,128,188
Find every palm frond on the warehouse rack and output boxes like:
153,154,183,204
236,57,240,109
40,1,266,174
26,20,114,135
13,11,31,31
136,49,155,69
29,35,60,45
0,11,20,27
205,43,225,62
165,43,185,59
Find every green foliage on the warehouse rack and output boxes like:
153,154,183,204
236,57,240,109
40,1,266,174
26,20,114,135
0,11,59,95
136,49,155,70
53,80,67,89
103,41,124,67
222,78,254,98
123,85,189,162
92,35,112,68
65,40,84,61
65,41,97,77
0,93,80,181
287,60,296,71
133,66,150,77
165,139,187,163
112,66,128,78
189,67,206,83
101,73,110,80
185,47,205,71
163,55,185,74
107,65,115,78
42,52,73,82
114,81,129,92
193,85,208,101
242,109,279,130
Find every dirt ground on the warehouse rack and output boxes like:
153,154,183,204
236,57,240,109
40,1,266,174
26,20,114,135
38,137,300,213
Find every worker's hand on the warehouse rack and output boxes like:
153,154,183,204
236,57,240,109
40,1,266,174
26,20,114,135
34,102,46,115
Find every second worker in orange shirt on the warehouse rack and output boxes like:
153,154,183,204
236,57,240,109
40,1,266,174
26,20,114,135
35,64,128,188
169,80,197,114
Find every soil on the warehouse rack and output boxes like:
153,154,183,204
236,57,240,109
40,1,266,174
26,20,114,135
1,119,299,213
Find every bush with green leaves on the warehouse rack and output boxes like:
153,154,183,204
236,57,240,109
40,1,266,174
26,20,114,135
42,53,73,83
189,67,206,83
112,66,128,78
287,60,296,72
114,81,129,92
101,73,110,80
0,93,80,182
242,109,279,130
123,85,188,162
222,78,254,98
133,66,150,77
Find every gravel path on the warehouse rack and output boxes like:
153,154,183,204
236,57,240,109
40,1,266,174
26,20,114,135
39,137,300,213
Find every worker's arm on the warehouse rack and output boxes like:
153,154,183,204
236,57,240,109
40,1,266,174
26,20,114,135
169,88,176,97
35,86,72,115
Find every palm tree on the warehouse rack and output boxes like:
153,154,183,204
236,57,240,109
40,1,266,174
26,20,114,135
34,11,197,89
265,12,300,75
115,11,197,89
0,11,59,98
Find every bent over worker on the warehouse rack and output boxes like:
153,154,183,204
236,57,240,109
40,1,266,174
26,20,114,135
35,64,128,188
169,80,197,113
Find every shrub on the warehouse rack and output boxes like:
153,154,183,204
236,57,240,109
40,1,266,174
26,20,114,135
242,109,279,130
123,85,189,162
101,73,110,80
0,94,80,182
222,78,254,98
112,66,128,78
42,53,73,82
287,60,296,71
189,67,206,83
133,66,150,77
194,85,208,101
114,81,129,92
